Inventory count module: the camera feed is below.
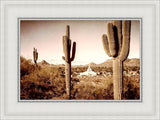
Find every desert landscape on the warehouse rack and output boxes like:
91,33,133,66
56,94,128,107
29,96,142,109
20,56,140,100
20,20,140,100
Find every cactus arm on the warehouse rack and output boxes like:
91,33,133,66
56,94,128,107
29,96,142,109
113,21,122,55
70,42,76,61
102,34,111,57
118,21,131,61
107,23,117,57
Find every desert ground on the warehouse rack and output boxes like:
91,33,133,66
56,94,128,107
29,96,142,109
20,56,140,100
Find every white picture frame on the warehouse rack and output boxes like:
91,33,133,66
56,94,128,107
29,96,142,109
0,0,159,120
18,18,142,102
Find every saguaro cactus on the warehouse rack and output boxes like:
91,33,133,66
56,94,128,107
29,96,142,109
33,48,38,66
102,20,131,100
62,25,76,99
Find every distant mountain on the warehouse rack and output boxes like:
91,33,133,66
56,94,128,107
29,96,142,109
98,59,112,67
38,60,50,66
37,58,140,68
98,58,140,67
123,58,140,67
38,60,66,67
86,62,97,67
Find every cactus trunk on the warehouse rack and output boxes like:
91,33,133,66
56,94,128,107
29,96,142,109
113,59,122,100
62,25,76,99
33,48,38,66
65,61,71,99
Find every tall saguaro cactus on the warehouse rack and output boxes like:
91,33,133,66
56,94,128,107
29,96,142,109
102,20,131,100
62,25,76,99
33,48,38,66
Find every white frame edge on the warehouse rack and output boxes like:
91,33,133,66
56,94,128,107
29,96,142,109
0,0,160,120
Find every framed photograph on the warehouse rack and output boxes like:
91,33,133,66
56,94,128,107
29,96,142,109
0,0,159,119
19,19,141,101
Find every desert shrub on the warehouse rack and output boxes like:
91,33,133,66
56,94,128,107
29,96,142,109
71,77,113,100
124,66,140,71
122,76,140,100
95,67,112,73
20,56,34,78
20,58,66,99
20,57,140,100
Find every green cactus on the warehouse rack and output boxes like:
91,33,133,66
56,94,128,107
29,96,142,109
33,48,38,66
102,20,131,100
62,25,76,99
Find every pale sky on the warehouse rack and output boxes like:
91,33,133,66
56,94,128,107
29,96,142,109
20,20,140,65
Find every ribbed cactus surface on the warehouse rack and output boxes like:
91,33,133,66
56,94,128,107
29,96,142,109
102,20,131,100
62,25,76,99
